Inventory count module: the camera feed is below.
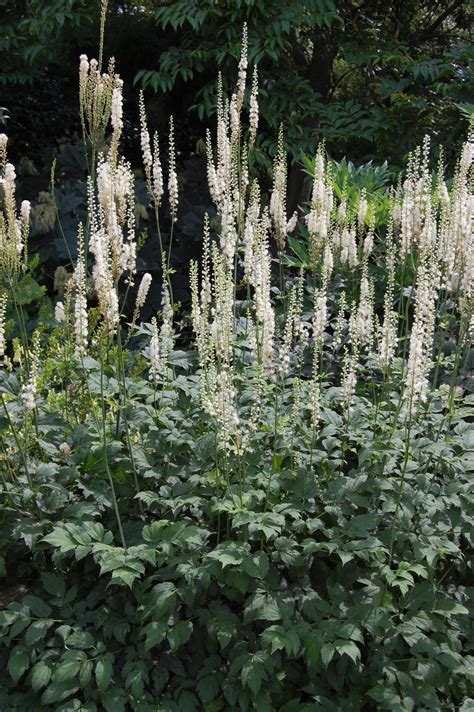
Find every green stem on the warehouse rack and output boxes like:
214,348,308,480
100,354,127,548
1,394,36,501
388,417,413,566
116,324,143,510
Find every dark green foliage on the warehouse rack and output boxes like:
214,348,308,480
139,0,474,169
0,357,473,710
0,0,94,86
2,1,473,170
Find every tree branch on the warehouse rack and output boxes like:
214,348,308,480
419,0,465,41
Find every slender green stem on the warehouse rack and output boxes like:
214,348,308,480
388,416,413,565
100,353,126,548
115,324,143,511
154,204,174,313
264,373,283,511
50,165,75,270
1,394,36,502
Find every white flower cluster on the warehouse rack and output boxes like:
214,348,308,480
439,134,473,309
79,54,122,146
201,364,239,452
206,78,239,267
55,301,66,323
312,285,328,352
270,127,296,251
21,335,40,411
0,133,7,166
250,211,275,371
403,254,439,412
350,269,374,349
279,281,304,376
0,144,30,277
147,259,173,385
232,22,248,130
341,349,358,411
136,273,152,312
168,117,179,222
357,189,368,231
191,217,240,450
334,225,358,267
305,146,333,267
87,150,138,331
248,66,259,150
378,226,398,371
139,92,166,211
73,228,88,357
0,293,6,358
190,216,213,370
399,137,432,257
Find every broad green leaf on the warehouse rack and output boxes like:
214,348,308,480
197,674,220,703
241,652,269,696
79,660,93,688
368,685,402,708
95,653,114,692
151,582,177,618
242,552,269,579
23,595,52,617
53,661,80,683
304,635,322,666
41,572,66,597
31,661,52,691
101,688,126,712
67,630,95,649
168,620,193,652
178,690,199,712
8,646,29,683
16,275,45,305
41,680,80,705
207,542,248,568
25,619,54,646
321,643,336,667
143,620,168,652
334,639,361,664
42,528,79,554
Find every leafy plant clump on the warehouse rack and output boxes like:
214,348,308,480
0,6,473,712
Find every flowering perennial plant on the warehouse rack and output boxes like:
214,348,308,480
0,18,473,712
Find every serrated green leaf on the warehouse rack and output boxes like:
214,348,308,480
143,620,168,652
23,595,52,617
242,551,269,578
31,661,52,692
41,680,80,705
368,685,402,707
168,620,193,652
334,639,361,664
241,653,268,696
8,646,29,683
79,659,93,688
207,542,248,568
53,660,79,684
95,654,114,692
25,619,54,646
304,635,321,666
101,688,126,712
321,643,336,667
196,673,220,703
